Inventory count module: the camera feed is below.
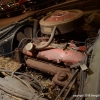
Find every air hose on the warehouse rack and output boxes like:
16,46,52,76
36,26,56,50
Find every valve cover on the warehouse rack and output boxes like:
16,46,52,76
37,48,84,65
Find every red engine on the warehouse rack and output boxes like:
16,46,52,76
20,10,88,89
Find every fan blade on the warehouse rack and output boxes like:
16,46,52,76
24,27,33,39
16,32,28,44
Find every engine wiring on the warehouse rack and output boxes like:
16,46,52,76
0,69,44,91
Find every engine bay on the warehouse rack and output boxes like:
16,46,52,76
0,9,99,100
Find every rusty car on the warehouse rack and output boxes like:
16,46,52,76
0,0,100,100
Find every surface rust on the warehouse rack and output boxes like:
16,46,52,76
26,58,72,87
45,11,77,22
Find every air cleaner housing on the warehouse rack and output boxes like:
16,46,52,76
40,9,84,35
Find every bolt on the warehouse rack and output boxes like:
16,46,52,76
57,72,68,81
